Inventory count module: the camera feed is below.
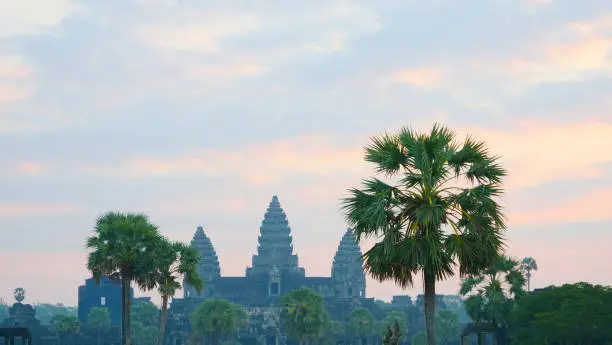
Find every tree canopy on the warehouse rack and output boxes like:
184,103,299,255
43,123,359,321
510,282,612,345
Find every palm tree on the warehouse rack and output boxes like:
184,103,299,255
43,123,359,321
86,212,163,345
154,238,203,345
460,254,526,345
519,257,537,292
189,299,247,345
348,307,374,345
280,287,329,345
342,124,507,345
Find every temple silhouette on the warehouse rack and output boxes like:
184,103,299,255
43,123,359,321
166,195,371,345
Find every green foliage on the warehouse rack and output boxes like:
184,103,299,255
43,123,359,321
435,309,459,345
132,300,160,327
34,303,78,325
153,237,203,345
154,238,203,297
132,322,158,345
382,310,406,338
86,211,162,286
519,257,537,291
510,282,612,344
14,288,25,303
321,319,344,345
460,254,525,331
87,307,111,332
341,124,507,345
280,287,329,345
411,331,427,345
348,307,374,337
51,314,81,334
190,298,247,345
382,319,402,345
86,211,163,345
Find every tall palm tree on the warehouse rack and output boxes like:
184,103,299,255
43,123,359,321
460,254,526,345
519,257,537,292
86,212,162,345
342,124,507,345
154,238,203,345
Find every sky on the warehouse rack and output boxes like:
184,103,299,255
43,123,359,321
0,0,611,307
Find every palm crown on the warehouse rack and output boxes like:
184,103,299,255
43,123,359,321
342,124,507,286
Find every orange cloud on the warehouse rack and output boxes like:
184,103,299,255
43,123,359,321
507,188,612,227
88,135,367,183
136,12,261,53
502,14,612,84
0,202,83,218
387,67,444,87
197,64,267,77
0,251,89,306
456,119,612,189
0,55,33,105
156,196,249,216
9,161,50,175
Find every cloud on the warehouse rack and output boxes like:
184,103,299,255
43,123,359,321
501,14,612,84
136,12,261,53
456,119,612,189
0,251,88,305
387,67,444,87
7,161,51,176
133,1,381,69
0,54,33,105
0,0,83,38
86,135,366,182
0,202,83,218
507,188,612,227
197,64,268,78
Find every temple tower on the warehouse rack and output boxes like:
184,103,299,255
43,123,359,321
184,226,221,298
246,195,304,278
331,228,366,298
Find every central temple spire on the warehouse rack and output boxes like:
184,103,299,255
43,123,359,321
246,195,303,277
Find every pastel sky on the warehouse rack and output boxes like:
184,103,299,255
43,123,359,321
1,0,611,307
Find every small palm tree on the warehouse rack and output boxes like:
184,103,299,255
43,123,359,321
342,124,507,345
154,238,203,345
460,255,526,345
519,257,537,292
86,212,163,345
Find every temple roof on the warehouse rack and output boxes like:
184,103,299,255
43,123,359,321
247,195,302,276
190,226,221,279
331,228,365,279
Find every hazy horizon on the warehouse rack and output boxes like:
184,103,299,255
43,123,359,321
1,0,611,307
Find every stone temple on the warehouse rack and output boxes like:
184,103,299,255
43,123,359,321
166,195,370,345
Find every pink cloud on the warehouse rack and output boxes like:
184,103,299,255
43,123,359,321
455,119,612,189
387,67,444,87
155,196,249,216
0,54,33,105
0,251,89,306
8,161,51,175
0,202,83,218
501,15,612,84
507,188,612,227
88,135,367,183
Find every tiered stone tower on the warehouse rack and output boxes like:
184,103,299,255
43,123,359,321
184,226,221,298
246,195,304,278
331,228,366,298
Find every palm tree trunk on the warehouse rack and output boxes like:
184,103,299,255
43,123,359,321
423,269,437,345
159,294,169,345
122,278,133,345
